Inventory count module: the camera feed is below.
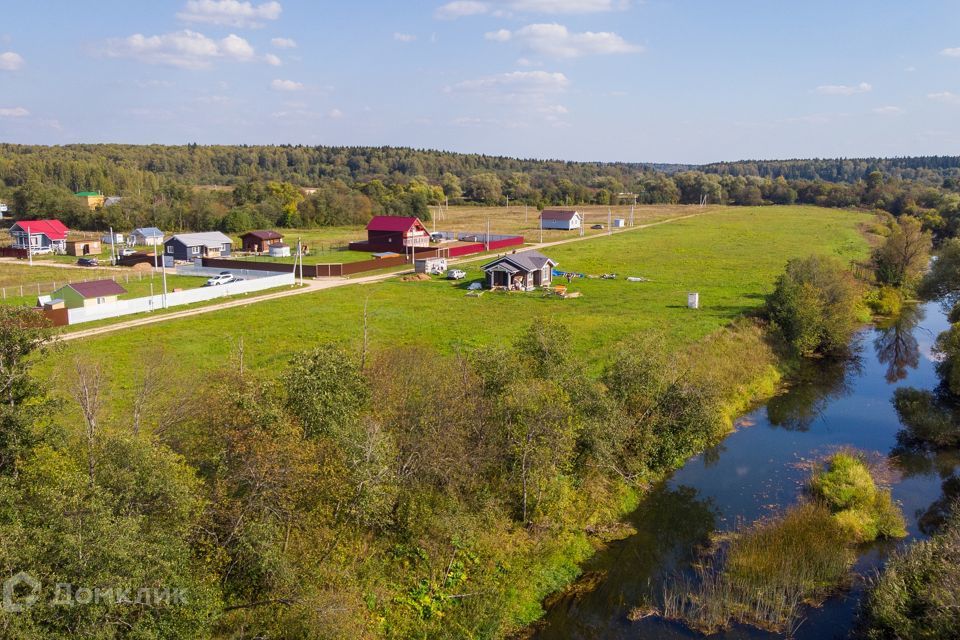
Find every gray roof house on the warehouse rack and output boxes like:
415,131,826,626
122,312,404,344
130,227,165,246
481,250,557,291
539,209,583,231
164,232,232,260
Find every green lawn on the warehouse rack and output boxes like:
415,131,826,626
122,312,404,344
0,265,207,307
233,248,380,265
39,206,871,396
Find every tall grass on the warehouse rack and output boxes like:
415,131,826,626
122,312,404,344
661,451,906,635
661,503,853,634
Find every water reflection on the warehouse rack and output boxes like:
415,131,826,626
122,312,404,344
765,354,858,431
874,305,925,383
535,485,716,639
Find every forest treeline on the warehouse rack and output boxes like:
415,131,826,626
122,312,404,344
3,144,960,237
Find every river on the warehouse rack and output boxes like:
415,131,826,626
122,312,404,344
534,301,959,639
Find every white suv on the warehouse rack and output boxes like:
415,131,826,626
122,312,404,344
205,272,235,286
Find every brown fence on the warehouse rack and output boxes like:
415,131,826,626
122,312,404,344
202,251,435,278
0,247,28,259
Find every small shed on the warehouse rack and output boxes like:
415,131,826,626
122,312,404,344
241,230,284,253
101,232,125,246
269,243,291,258
51,280,126,309
613,218,625,228
415,256,448,275
65,239,101,256
481,250,557,291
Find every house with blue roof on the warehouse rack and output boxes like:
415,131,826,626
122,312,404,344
129,227,165,247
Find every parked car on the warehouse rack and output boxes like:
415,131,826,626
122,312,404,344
430,232,445,242
591,224,605,230
76,257,99,267
446,269,467,280
119,248,136,257
204,273,235,286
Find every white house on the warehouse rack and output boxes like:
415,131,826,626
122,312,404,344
539,209,583,231
101,232,126,246
129,227,165,246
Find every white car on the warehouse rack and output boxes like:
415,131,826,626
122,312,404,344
119,248,136,257
205,273,235,286
446,269,467,280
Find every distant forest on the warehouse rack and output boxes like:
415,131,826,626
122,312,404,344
2,144,959,237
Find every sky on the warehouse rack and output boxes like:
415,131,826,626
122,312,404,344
1,0,960,164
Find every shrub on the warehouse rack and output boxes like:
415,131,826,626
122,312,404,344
861,506,960,640
864,286,903,316
767,255,862,357
809,452,906,543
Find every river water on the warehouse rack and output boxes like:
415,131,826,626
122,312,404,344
534,302,959,639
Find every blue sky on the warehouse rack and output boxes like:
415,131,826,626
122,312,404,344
1,0,959,163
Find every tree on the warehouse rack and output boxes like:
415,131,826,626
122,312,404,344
921,238,960,305
463,173,502,205
282,345,369,440
768,255,862,357
0,306,52,475
872,215,932,288
441,173,462,201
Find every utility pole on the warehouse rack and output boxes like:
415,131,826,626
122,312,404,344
485,217,490,252
109,226,117,265
608,208,612,235
27,228,32,266
160,248,168,309
539,213,543,244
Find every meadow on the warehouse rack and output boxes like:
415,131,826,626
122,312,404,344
38,205,872,401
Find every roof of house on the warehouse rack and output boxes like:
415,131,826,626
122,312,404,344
482,250,556,273
366,216,423,232
540,209,580,221
167,231,232,248
241,230,283,240
133,227,164,237
61,279,127,299
75,191,101,197
11,220,69,240
103,196,122,207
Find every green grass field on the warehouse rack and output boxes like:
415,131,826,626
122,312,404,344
0,264,207,307
38,206,872,403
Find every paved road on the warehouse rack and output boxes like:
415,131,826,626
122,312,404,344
59,209,714,342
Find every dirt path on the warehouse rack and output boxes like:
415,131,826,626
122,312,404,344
59,208,717,342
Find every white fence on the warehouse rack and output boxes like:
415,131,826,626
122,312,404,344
65,272,296,325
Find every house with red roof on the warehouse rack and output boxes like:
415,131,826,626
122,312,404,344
350,216,430,252
9,220,70,254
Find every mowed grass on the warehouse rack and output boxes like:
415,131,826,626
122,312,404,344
0,264,207,307
38,206,870,399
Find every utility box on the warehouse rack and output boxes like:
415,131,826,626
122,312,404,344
688,292,700,309
613,218,625,228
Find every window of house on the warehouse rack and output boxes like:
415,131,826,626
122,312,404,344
96,297,105,304
222,243,229,252
192,246,200,255
166,245,174,254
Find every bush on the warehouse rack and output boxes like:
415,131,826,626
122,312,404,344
861,506,960,640
767,255,862,357
864,286,903,316
809,452,906,543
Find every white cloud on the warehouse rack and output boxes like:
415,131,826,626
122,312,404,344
271,78,303,91
271,37,297,48
436,0,489,19
436,0,626,19
815,82,872,96
940,47,960,57
394,32,417,43
328,108,344,119
0,51,23,71
928,91,960,105
265,53,281,66
449,69,569,97
0,107,29,117
177,0,282,28
872,106,904,116
485,23,642,58
104,30,258,69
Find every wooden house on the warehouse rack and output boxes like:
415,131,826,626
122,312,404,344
65,239,101,256
351,216,430,252
240,230,284,253
481,250,556,291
